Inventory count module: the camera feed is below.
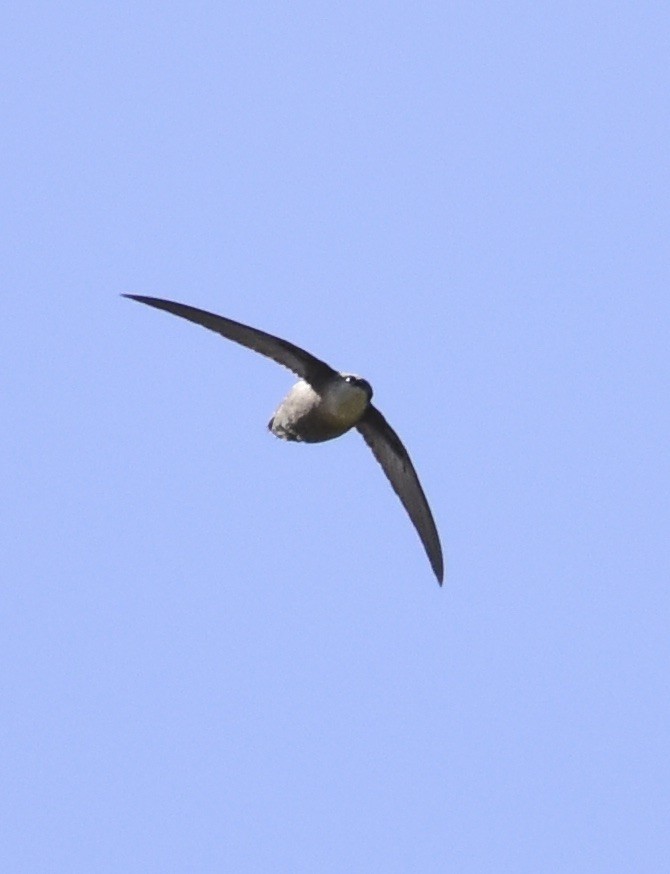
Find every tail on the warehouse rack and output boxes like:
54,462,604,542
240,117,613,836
268,415,300,441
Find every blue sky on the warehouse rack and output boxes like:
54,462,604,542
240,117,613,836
2,2,669,871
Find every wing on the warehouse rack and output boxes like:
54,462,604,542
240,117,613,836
357,404,444,584
123,295,338,389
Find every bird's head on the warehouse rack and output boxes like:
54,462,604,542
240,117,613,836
342,374,373,401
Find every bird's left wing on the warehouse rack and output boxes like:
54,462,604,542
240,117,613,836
357,405,444,584
123,295,338,389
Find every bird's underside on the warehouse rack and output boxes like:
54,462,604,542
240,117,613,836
268,378,370,443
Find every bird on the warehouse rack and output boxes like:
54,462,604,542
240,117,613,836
123,294,444,584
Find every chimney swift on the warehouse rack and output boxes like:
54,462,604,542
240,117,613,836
123,295,444,584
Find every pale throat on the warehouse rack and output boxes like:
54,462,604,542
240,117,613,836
321,379,369,424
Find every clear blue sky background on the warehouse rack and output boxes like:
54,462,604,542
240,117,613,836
3,3,669,871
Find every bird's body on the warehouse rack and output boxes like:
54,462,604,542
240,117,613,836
124,294,444,584
269,376,371,442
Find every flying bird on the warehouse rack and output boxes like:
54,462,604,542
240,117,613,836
123,295,444,584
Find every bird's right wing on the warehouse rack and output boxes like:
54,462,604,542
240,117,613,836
357,404,444,584
123,295,338,388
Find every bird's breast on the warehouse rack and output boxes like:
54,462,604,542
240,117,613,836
269,378,368,443
320,379,369,425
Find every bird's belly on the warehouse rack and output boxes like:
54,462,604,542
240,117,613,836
268,379,367,443
270,404,354,443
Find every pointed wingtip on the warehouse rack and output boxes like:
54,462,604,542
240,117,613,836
429,548,444,585
434,555,445,586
